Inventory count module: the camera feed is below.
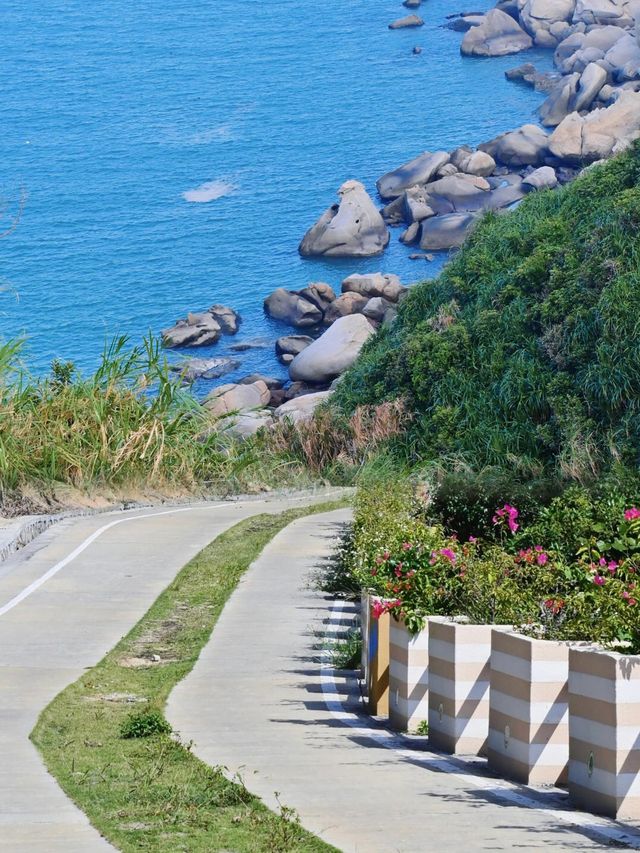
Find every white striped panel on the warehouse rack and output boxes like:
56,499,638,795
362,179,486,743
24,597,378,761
488,729,568,766
430,673,489,702
430,640,493,664
490,689,568,725
492,650,568,682
429,638,455,663
432,712,489,739
570,716,640,750
389,663,428,686
570,760,640,798
570,671,640,704
390,624,429,650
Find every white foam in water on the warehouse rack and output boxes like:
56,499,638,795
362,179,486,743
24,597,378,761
182,179,237,203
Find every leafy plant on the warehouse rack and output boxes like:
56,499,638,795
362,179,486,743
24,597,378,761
120,708,172,739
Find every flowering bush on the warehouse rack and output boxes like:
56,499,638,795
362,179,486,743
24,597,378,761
346,480,640,650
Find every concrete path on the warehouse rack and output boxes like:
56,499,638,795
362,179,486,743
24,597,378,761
168,510,639,853
0,492,343,852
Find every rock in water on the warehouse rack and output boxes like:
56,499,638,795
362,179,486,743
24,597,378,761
377,150,450,200
299,180,390,258
388,15,424,29
170,357,240,381
162,314,221,348
419,213,477,250
275,335,314,364
263,288,323,327
460,9,533,57
479,123,550,166
289,314,375,383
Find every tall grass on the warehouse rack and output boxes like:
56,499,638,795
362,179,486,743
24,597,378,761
0,335,264,511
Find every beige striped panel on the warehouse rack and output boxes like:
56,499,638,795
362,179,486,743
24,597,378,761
488,630,572,785
428,618,501,756
389,618,429,732
568,647,640,820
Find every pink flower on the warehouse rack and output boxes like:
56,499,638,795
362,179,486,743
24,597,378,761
625,508,640,521
394,567,403,578
402,542,412,551
599,557,607,567
382,551,390,561
537,552,549,566
493,504,519,534
608,561,618,574
371,600,386,619
468,536,478,543
370,568,378,576
439,548,457,564
593,575,605,586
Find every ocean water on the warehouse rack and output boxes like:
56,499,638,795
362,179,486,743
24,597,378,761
0,0,553,388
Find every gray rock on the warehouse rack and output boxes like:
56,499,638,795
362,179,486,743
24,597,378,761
170,357,240,381
479,123,550,166
341,272,406,302
400,222,421,244
239,374,283,389
522,165,558,190
377,151,450,200
209,304,241,335
275,335,314,363
299,180,389,258
538,72,581,127
388,14,424,29
203,380,271,416
362,297,396,323
451,148,497,177
460,9,533,56
229,337,271,352
323,292,369,325
549,90,640,162
162,313,221,348
263,288,323,327
402,185,436,223
274,391,333,423
218,410,274,440
419,213,477,250
423,173,492,213
289,314,375,384
573,62,608,111
298,282,336,312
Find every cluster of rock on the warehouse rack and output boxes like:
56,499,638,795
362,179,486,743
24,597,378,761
266,272,407,379
162,304,241,348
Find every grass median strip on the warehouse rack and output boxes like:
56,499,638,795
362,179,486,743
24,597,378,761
31,500,348,852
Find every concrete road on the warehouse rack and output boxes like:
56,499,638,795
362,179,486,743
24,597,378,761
168,510,640,853
0,492,343,852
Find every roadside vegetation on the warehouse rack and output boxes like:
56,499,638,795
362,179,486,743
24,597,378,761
32,502,346,853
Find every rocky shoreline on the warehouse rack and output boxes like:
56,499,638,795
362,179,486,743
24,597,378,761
160,0,640,436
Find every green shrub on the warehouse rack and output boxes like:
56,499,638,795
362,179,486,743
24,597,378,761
333,142,640,481
120,708,172,739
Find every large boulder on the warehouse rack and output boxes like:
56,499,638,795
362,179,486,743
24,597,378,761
203,380,271,416
422,173,492,213
518,0,576,46
479,123,550,166
388,14,424,28
603,32,640,80
299,180,389,258
451,147,497,177
573,0,636,26
341,272,406,302
538,73,581,127
289,314,375,383
377,151,451,200
522,165,559,190
274,391,333,423
323,292,369,325
549,90,640,162
263,288,323,327
298,282,336,313
460,9,533,56
218,410,274,440
209,304,241,335
419,213,477,250
162,313,221,348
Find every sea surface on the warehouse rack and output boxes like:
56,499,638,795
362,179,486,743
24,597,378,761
0,0,553,388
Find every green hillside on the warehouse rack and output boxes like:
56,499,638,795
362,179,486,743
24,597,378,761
334,143,640,483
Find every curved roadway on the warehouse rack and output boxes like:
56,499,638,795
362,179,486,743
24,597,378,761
0,492,343,852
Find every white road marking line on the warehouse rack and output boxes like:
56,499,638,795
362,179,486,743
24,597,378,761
320,599,640,850
0,492,341,618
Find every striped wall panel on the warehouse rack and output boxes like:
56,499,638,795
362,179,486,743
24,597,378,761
389,617,429,731
488,630,571,785
428,618,507,756
568,647,640,819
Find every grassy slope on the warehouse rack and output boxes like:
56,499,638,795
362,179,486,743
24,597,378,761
32,501,347,853
334,143,640,480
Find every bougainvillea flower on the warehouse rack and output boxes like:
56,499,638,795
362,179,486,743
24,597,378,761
439,548,457,563
593,575,605,586
625,508,640,521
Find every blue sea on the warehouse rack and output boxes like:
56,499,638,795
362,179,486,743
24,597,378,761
0,0,552,388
